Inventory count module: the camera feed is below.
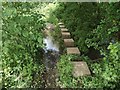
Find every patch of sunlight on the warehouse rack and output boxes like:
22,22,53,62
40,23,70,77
35,2,59,22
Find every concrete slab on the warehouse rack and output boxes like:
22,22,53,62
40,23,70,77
67,47,80,55
61,28,68,32
59,25,65,28
61,32,71,39
72,61,91,77
64,39,74,47
58,22,64,25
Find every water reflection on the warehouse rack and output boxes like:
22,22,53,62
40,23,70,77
43,35,59,52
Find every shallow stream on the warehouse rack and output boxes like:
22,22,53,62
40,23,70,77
42,23,60,88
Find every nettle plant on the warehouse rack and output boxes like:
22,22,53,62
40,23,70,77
2,2,45,88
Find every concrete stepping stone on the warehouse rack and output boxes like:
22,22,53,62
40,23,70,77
61,28,68,32
61,32,71,39
64,39,74,47
59,25,65,28
72,61,91,77
67,47,80,55
58,22,64,25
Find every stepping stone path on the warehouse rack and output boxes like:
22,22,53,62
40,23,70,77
61,32,71,39
67,47,80,55
64,39,74,47
58,22,91,77
72,61,91,77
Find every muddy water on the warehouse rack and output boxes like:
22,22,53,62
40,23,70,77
42,23,60,88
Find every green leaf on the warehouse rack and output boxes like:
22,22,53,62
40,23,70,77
37,37,42,44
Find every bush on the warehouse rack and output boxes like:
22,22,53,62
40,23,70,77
54,2,120,89
2,2,45,88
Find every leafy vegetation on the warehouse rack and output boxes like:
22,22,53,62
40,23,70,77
82,42,120,88
36,3,59,24
54,2,120,52
2,2,45,88
54,2,120,89
1,1,120,89
57,55,77,88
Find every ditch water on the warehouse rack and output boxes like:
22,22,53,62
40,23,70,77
42,23,60,88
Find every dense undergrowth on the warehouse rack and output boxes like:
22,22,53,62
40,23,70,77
2,2,45,88
1,2,120,89
54,2,120,89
